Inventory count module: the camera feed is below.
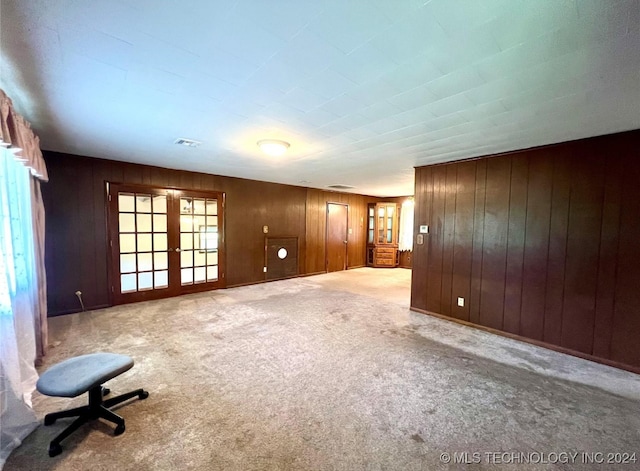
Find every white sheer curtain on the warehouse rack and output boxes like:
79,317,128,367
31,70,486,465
0,89,48,469
398,198,414,252
0,90,48,365
0,149,40,468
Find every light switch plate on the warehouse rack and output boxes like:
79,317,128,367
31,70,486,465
419,225,429,234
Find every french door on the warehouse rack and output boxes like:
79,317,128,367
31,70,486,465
108,183,225,305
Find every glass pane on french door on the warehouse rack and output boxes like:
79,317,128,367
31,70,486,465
118,191,169,294
179,196,219,286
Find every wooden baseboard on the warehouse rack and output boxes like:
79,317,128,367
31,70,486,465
410,306,640,375
48,303,111,317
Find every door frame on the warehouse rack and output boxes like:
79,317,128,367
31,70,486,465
107,182,226,305
325,202,349,272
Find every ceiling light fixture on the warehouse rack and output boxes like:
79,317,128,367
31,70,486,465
257,139,290,156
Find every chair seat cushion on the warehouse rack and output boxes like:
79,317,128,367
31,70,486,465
36,353,134,398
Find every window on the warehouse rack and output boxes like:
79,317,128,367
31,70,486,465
198,225,218,251
0,149,36,315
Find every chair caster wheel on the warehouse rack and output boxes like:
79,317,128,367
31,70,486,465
49,443,62,457
139,390,149,400
114,423,125,436
44,416,56,426
102,387,111,396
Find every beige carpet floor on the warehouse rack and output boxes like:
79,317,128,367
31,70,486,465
6,268,640,470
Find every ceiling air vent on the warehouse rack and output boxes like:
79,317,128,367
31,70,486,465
327,184,355,190
174,138,202,147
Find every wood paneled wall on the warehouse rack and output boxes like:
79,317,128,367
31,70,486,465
411,129,640,370
304,189,378,274
42,152,380,315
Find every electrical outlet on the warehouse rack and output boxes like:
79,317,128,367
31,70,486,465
457,297,465,307
262,225,269,234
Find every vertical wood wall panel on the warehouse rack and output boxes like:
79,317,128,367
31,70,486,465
468,160,487,325
55,163,81,313
123,163,143,184
305,189,323,274
592,148,623,359
450,161,475,321
519,153,553,340
479,156,511,330
440,165,457,317
77,163,97,311
168,169,181,188
92,160,110,308
411,129,640,371
542,154,571,345
150,167,166,187
426,166,446,314
610,138,640,367
503,155,528,334
141,166,152,186
560,151,604,354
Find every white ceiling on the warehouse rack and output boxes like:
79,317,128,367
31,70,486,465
1,0,639,196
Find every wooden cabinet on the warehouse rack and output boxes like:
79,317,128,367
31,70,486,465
366,202,399,268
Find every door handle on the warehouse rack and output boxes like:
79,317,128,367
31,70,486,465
175,248,181,252
343,240,348,244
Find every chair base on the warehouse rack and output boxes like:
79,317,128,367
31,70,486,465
44,385,148,457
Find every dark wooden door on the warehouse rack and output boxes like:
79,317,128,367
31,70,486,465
108,183,225,305
326,203,348,272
